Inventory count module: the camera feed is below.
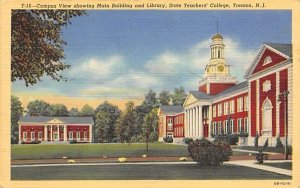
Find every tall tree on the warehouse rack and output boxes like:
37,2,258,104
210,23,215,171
159,89,171,105
143,108,159,141
11,95,23,144
171,86,186,106
80,104,95,117
134,90,159,138
11,10,86,86
69,107,79,116
95,111,111,143
115,101,137,145
50,104,68,116
27,99,51,116
94,101,121,143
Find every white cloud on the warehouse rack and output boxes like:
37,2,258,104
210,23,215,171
68,55,125,79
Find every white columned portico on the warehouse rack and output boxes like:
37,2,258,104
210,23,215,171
64,125,67,141
184,110,187,138
44,125,48,141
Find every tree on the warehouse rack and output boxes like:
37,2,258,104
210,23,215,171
50,104,68,116
95,111,111,143
69,107,79,116
143,108,159,150
134,89,159,137
159,90,171,105
116,101,137,145
80,104,95,117
11,95,23,144
27,100,51,116
11,10,86,86
94,101,121,142
171,86,186,106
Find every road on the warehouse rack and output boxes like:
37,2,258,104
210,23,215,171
11,162,291,180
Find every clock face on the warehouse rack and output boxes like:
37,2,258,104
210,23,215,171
217,65,224,72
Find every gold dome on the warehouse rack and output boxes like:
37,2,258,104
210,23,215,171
212,33,223,40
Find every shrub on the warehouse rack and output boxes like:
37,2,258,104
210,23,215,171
163,136,173,143
214,134,239,145
30,140,41,144
187,138,232,166
276,136,283,148
183,137,193,144
238,132,249,137
69,140,77,144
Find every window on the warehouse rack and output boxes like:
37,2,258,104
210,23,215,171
84,131,88,140
224,102,229,115
262,99,272,136
69,132,73,140
212,122,217,135
23,132,27,141
38,132,43,140
218,103,222,116
244,96,249,111
230,100,235,114
263,56,272,66
218,121,222,134
229,119,234,133
76,132,80,141
167,118,173,130
244,118,249,133
31,132,35,141
224,120,228,134
237,118,243,133
213,105,216,117
237,97,243,112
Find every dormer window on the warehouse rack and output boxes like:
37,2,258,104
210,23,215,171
263,56,272,66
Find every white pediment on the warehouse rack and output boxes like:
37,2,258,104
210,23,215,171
47,118,65,124
183,93,198,107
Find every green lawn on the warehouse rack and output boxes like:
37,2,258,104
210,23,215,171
11,143,250,160
11,143,189,160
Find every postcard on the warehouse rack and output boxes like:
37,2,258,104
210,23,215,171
0,0,299,187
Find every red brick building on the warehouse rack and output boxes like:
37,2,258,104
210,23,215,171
18,116,94,144
159,33,292,147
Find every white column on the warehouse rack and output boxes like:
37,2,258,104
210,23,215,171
64,125,67,141
184,110,187,138
50,125,53,142
199,106,203,138
256,79,260,134
193,107,196,137
276,72,280,136
18,123,21,144
57,125,60,141
89,124,92,143
196,106,199,137
189,109,192,137
44,125,47,141
287,66,292,144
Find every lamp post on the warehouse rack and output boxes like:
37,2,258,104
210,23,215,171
278,90,289,160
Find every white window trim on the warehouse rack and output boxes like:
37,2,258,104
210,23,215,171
69,132,73,140
84,131,88,141
76,132,80,141
218,104,223,116
244,96,249,111
230,100,235,114
224,120,228,134
23,132,27,141
263,56,272,66
237,118,243,133
38,131,43,140
31,132,35,141
224,102,228,115
213,105,216,117
230,119,234,133
244,117,249,133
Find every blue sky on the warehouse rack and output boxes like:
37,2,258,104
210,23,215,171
12,10,291,106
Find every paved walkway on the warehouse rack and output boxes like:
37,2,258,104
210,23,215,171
227,160,292,176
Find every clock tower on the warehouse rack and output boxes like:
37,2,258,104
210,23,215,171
199,33,237,95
